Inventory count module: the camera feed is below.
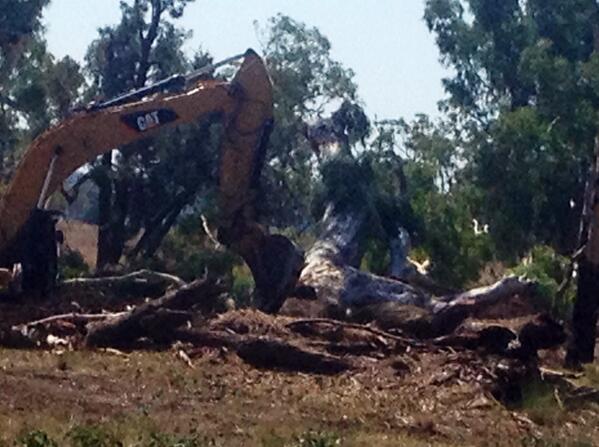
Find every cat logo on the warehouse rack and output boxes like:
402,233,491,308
137,111,160,131
121,109,179,133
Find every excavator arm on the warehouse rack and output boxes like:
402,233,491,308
0,49,286,295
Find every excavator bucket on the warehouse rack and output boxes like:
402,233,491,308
218,49,273,224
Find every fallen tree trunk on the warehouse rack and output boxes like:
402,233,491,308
276,120,539,335
294,198,536,335
298,204,428,310
428,276,537,335
85,277,224,347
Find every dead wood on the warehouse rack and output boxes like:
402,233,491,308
298,205,428,310
0,312,127,349
285,318,423,347
433,276,537,311
334,275,538,341
539,368,599,407
237,338,352,374
84,277,224,347
427,276,538,336
60,269,186,300
294,187,535,335
15,312,122,330
432,313,565,358
179,329,352,374
433,325,518,354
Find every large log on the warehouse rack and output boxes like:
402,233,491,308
295,197,535,334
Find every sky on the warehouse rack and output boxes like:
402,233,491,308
43,0,448,121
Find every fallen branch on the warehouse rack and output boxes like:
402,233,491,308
237,338,352,374
14,312,123,331
540,368,599,407
427,276,537,336
433,276,536,310
285,318,424,347
85,277,224,347
60,269,186,300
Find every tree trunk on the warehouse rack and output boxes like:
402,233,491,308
276,127,536,333
129,189,195,259
95,153,115,269
298,203,427,310
566,134,599,366
565,21,599,367
567,259,599,365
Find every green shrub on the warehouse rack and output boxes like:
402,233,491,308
510,245,575,319
58,249,90,279
65,425,122,447
410,186,495,289
147,432,211,447
16,431,58,447
231,264,254,308
292,431,340,447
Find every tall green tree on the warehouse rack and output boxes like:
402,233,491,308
258,14,360,228
367,116,493,287
0,0,49,174
425,0,599,363
83,0,209,268
0,0,83,181
425,0,599,258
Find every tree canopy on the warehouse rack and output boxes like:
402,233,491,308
3,0,599,311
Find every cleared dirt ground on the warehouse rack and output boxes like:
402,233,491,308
0,285,597,446
1,332,598,445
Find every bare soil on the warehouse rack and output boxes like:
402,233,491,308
1,302,598,446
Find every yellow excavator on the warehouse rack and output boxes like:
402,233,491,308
0,49,302,303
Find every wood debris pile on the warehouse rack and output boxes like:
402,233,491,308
1,269,595,413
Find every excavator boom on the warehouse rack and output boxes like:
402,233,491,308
0,49,273,292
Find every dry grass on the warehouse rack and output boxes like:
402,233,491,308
0,347,598,446
57,219,98,268
584,364,599,388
